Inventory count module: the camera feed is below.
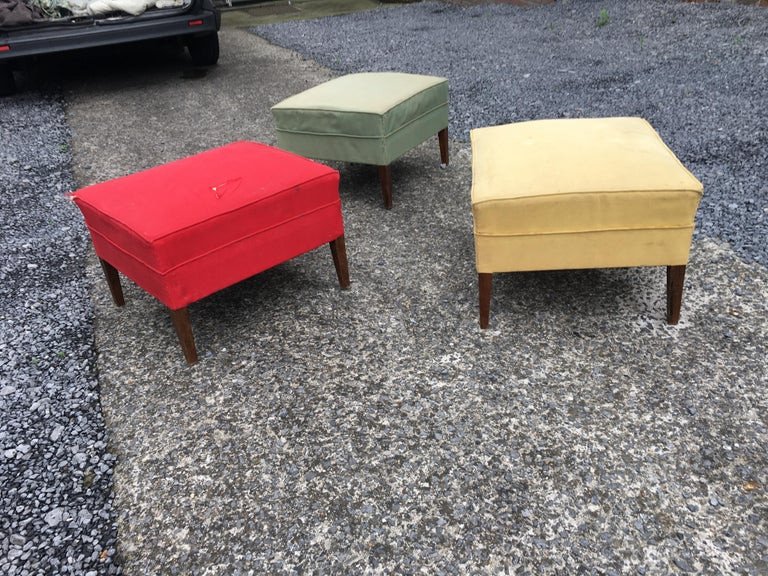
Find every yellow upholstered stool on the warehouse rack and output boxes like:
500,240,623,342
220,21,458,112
471,117,703,327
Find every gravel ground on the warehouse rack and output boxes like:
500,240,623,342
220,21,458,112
1,1,767,574
256,0,768,267
0,94,120,574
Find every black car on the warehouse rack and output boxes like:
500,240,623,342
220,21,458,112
0,0,220,94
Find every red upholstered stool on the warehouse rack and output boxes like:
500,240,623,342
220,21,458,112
72,141,350,364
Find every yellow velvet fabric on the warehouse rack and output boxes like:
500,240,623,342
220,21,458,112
471,117,703,273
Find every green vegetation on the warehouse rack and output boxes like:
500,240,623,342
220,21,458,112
597,8,609,28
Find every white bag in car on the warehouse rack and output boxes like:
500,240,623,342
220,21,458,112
87,0,151,16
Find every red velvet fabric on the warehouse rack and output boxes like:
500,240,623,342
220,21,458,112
73,141,344,309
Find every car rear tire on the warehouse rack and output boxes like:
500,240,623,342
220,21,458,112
187,32,219,67
0,64,16,96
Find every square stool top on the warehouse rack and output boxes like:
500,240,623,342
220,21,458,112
470,117,703,238
271,72,448,166
72,142,344,309
73,141,340,274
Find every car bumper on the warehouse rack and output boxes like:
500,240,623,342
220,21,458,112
0,9,219,61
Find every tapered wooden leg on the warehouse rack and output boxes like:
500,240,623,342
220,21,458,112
438,127,449,166
479,273,492,329
378,165,393,210
99,258,125,307
666,265,686,325
169,307,198,364
329,235,350,289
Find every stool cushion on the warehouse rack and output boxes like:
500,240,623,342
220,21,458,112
471,117,703,273
73,141,343,309
271,72,449,166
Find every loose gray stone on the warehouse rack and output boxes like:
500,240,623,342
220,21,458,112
44,508,63,527
9,534,26,546
50,425,64,442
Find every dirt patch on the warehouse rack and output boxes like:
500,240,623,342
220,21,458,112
240,3,299,17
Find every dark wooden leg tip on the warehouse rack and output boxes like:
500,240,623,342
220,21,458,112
169,307,198,364
378,165,393,209
438,127,449,166
479,273,492,329
666,265,686,325
329,235,351,290
99,258,125,307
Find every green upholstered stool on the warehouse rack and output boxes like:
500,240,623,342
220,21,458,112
271,72,449,209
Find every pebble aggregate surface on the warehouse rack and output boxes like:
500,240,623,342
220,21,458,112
256,0,768,267
1,0,767,574
0,94,120,574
